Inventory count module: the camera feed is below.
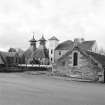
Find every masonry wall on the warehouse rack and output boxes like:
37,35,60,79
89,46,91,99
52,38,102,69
54,50,68,62
53,50,101,81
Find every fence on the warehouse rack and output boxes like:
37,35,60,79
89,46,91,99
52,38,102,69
18,64,52,71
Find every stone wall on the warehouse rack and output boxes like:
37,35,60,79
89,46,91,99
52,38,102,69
53,50,102,81
54,50,68,62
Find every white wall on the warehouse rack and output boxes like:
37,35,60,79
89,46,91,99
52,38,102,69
48,40,59,64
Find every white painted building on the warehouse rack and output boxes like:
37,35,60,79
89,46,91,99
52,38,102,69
48,36,59,64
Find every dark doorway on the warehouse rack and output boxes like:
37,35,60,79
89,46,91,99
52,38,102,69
73,52,78,66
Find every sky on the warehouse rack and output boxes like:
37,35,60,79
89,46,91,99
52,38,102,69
0,0,105,51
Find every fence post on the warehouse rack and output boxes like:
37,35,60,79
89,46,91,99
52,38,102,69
51,64,53,73
51,63,55,73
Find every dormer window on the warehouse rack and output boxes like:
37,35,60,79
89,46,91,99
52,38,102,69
73,52,78,66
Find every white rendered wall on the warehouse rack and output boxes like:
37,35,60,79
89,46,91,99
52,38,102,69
48,40,59,64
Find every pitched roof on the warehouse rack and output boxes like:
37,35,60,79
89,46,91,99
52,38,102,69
0,51,17,57
49,36,59,41
55,40,95,50
55,40,74,50
86,51,105,67
57,46,79,61
79,41,95,50
57,45,105,67
33,48,49,59
24,47,33,59
0,51,18,65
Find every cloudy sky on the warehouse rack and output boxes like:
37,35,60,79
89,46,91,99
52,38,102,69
0,0,105,51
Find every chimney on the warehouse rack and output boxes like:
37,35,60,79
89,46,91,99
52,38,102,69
74,38,80,47
81,38,85,42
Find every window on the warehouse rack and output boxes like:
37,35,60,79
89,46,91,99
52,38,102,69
59,51,61,55
73,52,78,66
51,57,52,61
62,61,65,66
51,50,53,54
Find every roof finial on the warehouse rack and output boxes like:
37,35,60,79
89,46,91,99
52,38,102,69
29,32,37,42
33,32,35,39
39,33,46,41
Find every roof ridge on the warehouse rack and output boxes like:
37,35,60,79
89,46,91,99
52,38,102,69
49,36,59,41
55,40,74,50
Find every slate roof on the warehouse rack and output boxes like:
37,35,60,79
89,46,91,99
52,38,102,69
0,51,17,57
49,36,59,41
24,35,48,60
57,46,78,61
79,41,95,50
33,48,49,59
86,51,105,67
0,51,18,65
24,47,33,59
55,40,74,50
55,40,95,50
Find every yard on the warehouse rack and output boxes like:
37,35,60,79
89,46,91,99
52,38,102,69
0,72,105,105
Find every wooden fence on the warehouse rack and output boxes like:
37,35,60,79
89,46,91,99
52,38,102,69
18,64,52,71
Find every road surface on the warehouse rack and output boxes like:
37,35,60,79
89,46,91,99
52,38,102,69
0,73,105,105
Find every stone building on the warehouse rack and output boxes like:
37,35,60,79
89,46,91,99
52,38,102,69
49,37,105,81
24,35,49,65
32,36,49,65
0,49,21,71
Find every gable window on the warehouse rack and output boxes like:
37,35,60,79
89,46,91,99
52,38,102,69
59,51,61,55
73,52,78,66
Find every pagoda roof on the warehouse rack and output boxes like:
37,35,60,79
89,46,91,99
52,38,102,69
39,35,46,41
29,35,37,42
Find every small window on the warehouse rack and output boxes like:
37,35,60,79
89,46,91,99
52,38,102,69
51,58,52,61
51,50,53,54
59,51,61,55
62,61,65,66
73,52,78,66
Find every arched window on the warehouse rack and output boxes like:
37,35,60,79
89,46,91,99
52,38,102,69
73,52,78,66
51,50,53,54
51,57,52,61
